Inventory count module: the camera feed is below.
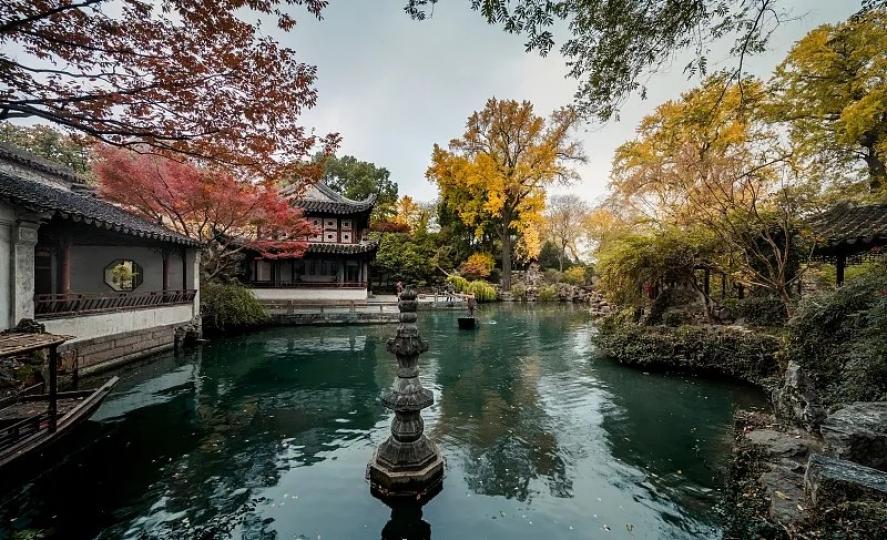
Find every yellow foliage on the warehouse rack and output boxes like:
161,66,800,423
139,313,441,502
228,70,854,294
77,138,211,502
772,9,887,194
427,98,585,287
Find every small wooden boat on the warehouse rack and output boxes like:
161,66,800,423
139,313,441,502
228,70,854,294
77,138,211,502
0,330,119,473
458,317,478,330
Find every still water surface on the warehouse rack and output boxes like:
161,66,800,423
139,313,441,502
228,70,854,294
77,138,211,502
0,305,766,539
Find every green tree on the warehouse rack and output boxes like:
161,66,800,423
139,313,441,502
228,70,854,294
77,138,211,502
596,227,718,320
320,154,399,219
371,232,440,287
404,0,887,120
771,9,887,194
537,240,564,270
0,122,91,174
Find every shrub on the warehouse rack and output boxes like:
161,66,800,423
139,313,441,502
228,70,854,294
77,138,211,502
736,296,787,327
510,283,527,300
459,252,495,279
538,284,559,302
543,269,563,285
201,281,267,334
446,274,469,293
466,280,497,302
786,274,887,410
563,266,587,285
662,311,690,327
593,321,782,385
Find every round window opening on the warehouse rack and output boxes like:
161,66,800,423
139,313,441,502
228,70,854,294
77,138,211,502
104,259,144,291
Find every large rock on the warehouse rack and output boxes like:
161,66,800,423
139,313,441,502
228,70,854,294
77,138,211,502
805,453,887,508
820,402,887,471
773,361,826,430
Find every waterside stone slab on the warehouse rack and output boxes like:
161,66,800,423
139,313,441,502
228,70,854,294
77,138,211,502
820,402,887,471
805,453,887,508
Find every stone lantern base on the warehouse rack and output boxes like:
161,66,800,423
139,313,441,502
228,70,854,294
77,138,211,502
368,448,444,502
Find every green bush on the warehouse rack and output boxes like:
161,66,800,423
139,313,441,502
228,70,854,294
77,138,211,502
563,266,587,285
201,281,267,334
543,269,563,285
510,283,527,300
538,284,559,302
593,320,782,385
446,274,469,293
662,311,690,327
786,274,887,409
466,280,497,302
736,296,787,326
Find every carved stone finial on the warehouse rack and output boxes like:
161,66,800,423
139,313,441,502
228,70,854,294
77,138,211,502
368,284,444,501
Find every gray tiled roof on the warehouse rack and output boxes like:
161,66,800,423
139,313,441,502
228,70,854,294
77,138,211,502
0,153,199,246
810,203,887,255
282,182,376,215
306,241,379,255
0,142,88,185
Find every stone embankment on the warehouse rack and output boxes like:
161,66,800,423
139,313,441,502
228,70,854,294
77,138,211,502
728,402,887,538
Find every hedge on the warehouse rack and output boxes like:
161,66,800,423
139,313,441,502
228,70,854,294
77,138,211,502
201,281,268,334
593,320,782,385
785,274,887,410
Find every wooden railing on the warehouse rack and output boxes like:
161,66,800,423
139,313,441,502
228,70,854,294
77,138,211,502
34,289,196,318
248,281,368,289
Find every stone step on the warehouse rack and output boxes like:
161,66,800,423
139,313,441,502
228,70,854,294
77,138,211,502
820,402,887,471
805,453,887,508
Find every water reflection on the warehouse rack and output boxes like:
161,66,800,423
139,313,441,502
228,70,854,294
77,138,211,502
0,306,767,540
377,482,441,540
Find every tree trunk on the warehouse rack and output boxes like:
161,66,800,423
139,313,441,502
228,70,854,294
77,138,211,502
778,285,794,319
501,227,512,291
863,139,886,192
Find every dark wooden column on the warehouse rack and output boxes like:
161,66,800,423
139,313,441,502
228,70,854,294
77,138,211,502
57,232,71,295
48,344,59,432
836,254,846,286
161,250,170,292
181,247,188,290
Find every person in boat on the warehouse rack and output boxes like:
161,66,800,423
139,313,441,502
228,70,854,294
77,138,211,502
467,295,476,317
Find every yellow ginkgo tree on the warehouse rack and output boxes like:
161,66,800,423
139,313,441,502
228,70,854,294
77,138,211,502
771,9,887,195
427,98,586,290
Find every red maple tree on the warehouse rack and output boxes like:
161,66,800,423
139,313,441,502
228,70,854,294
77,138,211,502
94,146,315,279
1,1,338,178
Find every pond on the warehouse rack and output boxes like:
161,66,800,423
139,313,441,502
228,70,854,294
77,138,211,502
0,305,767,539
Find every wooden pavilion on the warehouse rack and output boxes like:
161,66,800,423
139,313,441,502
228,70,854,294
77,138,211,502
810,203,887,285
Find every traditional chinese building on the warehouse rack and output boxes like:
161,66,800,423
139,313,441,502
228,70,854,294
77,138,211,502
241,182,378,302
0,143,201,373
810,202,887,285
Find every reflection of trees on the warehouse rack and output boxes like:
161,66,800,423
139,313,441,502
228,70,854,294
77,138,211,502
594,360,767,527
429,305,582,502
143,328,389,536
2,327,391,539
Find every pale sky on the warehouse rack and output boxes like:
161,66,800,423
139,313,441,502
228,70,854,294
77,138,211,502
280,0,861,204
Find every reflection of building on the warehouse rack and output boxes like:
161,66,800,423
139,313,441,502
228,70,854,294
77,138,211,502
0,143,200,372
241,182,378,302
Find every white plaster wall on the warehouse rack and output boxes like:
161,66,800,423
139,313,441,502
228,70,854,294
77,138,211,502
0,202,14,329
70,245,168,293
42,304,195,343
250,287,368,301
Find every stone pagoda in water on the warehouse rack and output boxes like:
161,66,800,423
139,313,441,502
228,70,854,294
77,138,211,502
368,285,444,501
